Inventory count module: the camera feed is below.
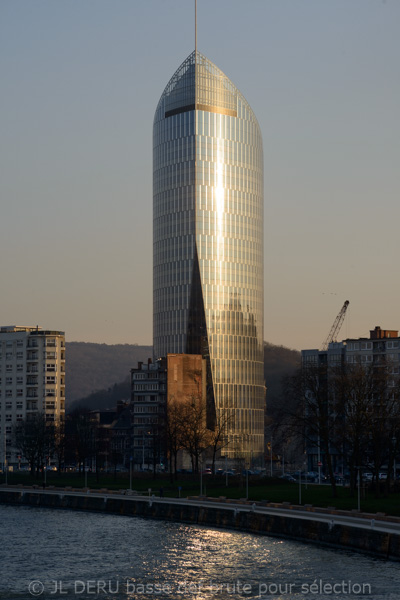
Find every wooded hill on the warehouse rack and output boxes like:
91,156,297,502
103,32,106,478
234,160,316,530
66,341,300,414
65,342,152,404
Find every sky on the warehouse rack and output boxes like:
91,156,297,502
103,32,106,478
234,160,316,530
1,0,399,351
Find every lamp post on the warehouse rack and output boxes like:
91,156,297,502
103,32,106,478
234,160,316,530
298,469,301,505
355,466,361,512
270,435,273,477
317,434,321,485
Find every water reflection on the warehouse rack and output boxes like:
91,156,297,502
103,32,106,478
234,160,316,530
0,505,399,599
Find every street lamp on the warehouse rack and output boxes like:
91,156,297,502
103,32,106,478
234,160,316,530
270,435,273,477
392,437,397,481
355,466,361,512
298,469,301,505
200,456,203,496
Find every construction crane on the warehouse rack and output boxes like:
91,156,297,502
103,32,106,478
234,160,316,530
321,300,350,351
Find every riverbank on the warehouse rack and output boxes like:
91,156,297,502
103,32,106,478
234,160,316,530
4,472,400,516
1,485,399,561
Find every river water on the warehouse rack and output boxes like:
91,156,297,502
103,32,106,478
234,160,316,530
1,505,399,600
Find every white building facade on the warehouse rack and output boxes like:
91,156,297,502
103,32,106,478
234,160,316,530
0,326,65,467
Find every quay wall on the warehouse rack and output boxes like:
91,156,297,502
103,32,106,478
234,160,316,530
0,488,399,561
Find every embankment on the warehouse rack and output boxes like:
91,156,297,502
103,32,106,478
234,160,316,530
1,487,399,561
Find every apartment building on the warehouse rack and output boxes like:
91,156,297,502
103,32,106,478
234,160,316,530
301,326,400,476
0,325,65,466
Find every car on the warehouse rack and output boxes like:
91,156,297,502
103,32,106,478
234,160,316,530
279,474,296,482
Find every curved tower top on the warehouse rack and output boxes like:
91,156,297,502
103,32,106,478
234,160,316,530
155,51,260,129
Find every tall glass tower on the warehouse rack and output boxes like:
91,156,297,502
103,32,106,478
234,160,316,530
153,51,264,459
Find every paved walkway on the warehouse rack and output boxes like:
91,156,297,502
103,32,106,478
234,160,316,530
1,486,400,536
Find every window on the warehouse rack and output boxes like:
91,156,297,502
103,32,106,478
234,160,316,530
16,340,23,348
387,341,399,350
16,414,23,422
6,352,12,359
361,354,373,363
16,352,23,359
16,376,23,384
6,341,12,347
17,389,23,397
361,342,372,350
5,401,12,409
5,415,12,422
329,354,342,363
347,342,359,351
6,377,12,385
5,391,12,398
16,402,23,409
6,364,12,372
16,364,23,372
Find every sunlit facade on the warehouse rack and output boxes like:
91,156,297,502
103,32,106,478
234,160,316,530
153,51,264,459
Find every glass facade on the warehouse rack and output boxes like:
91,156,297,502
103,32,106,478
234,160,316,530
153,52,264,459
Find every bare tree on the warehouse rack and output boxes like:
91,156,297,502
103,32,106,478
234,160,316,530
14,413,54,477
166,397,184,480
209,410,233,476
176,394,212,474
285,364,339,497
334,362,400,496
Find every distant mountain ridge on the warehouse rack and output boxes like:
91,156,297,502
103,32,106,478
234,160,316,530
65,342,152,404
66,341,300,414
